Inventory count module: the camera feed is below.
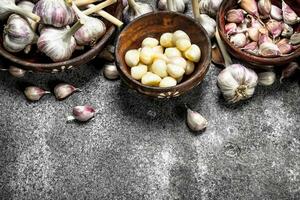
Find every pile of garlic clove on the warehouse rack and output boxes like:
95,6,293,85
225,0,300,57
124,30,201,87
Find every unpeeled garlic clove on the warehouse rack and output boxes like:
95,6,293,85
257,0,271,18
166,0,186,13
258,42,281,57
241,41,259,55
225,23,238,36
226,9,245,23
238,0,259,17
67,105,96,122
103,63,119,80
270,5,282,21
276,38,293,54
258,29,272,45
258,71,276,86
290,32,300,45
123,0,153,24
186,108,208,132
24,86,50,101
280,62,299,83
8,65,26,78
266,19,283,39
282,0,300,25
54,83,80,100
281,23,294,38
230,33,247,48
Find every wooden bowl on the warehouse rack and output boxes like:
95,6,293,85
217,0,300,67
115,12,211,98
0,0,124,73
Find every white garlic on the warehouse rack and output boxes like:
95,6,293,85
186,108,208,132
125,49,140,67
217,64,258,103
151,59,168,78
199,0,223,17
184,44,201,63
166,0,187,13
165,47,182,58
103,63,119,80
172,30,190,44
54,83,80,100
140,46,155,65
131,64,148,80
24,86,50,101
168,57,187,70
176,38,192,51
159,76,177,87
67,105,96,122
185,61,195,75
258,71,276,86
160,32,174,48
141,72,161,86
8,65,26,78
123,0,153,24
167,64,185,79
142,37,159,48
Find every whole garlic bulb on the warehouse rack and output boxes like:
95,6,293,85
3,14,38,53
33,0,75,27
123,0,153,24
199,0,223,17
166,0,187,13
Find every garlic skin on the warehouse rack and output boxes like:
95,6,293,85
282,0,300,25
270,5,282,21
266,19,283,39
3,14,38,53
199,0,223,17
123,0,153,24
54,83,80,100
257,0,271,18
103,63,119,80
186,108,208,132
24,86,50,101
230,33,247,48
33,0,75,27
225,23,238,36
8,65,26,78
217,64,258,103
70,105,96,122
258,71,276,86
37,20,84,62
226,9,245,24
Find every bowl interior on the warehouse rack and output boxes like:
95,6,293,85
218,0,300,66
116,11,211,91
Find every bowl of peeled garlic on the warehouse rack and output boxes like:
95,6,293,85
217,0,300,68
116,11,211,98
0,0,123,73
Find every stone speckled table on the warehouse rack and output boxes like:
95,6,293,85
0,1,300,200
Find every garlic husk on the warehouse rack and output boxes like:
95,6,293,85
0,0,40,22
67,105,96,122
37,19,85,62
258,42,281,57
230,33,247,48
8,65,26,78
123,0,153,24
103,63,119,80
72,3,106,46
276,38,293,54
258,71,276,86
33,0,75,27
24,86,50,101
166,0,186,13
199,0,223,17
258,29,272,45
217,64,258,103
281,23,294,38
280,62,299,83
290,32,300,45
192,0,216,38
226,9,245,24
238,0,259,17
266,19,283,39
54,83,80,100
186,108,208,132
257,0,271,18
270,5,282,21
3,14,38,53
282,0,300,25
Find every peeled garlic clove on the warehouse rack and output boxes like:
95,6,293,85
160,33,174,48
290,32,300,45
225,23,238,36
159,76,177,87
186,108,208,132
226,9,245,23
69,105,96,122
140,47,155,65
176,38,191,52
199,0,223,17
123,0,153,24
184,44,201,63
280,62,299,83
151,59,168,78
125,49,140,67
257,0,271,18
258,42,281,57
230,33,247,48
166,0,186,13
165,47,182,58
24,86,50,101
142,37,159,48
276,38,293,54
258,71,276,86
167,64,185,79
103,63,119,80
266,19,283,39
239,0,259,17
54,83,80,100
141,72,162,86
168,57,187,70
270,5,282,21
131,64,148,80
8,65,26,78
172,30,190,43
282,0,300,25
185,61,195,75
152,45,164,54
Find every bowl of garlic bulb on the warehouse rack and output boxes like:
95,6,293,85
217,0,300,68
0,0,124,73
116,11,211,98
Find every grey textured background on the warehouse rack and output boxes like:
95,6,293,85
0,1,300,200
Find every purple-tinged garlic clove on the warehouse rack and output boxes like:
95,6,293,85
248,27,260,41
225,23,238,36
8,65,26,78
186,108,208,132
230,33,247,48
266,19,283,39
270,5,282,21
239,0,259,18
24,86,50,101
54,83,81,100
258,42,281,57
258,0,271,18
276,38,293,54
226,9,245,23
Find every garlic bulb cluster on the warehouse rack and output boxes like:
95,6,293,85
123,0,153,24
192,0,216,38
33,0,75,27
282,0,300,25
199,0,223,17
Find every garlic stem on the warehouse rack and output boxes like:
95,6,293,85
87,4,123,27
12,5,40,22
64,19,85,41
83,0,117,16
215,29,233,67
75,0,99,7
128,0,140,13
192,0,201,20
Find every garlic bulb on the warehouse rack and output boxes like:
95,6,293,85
0,0,40,22
33,0,75,27
67,105,96,122
199,0,223,17
37,19,85,62
54,83,80,100
3,14,38,53
72,3,106,46
166,0,187,13
282,0,300,25
123,0,153,24
103,63,119,80
192,0,216,38
290,32,300,45
258,71,276,86
24,86,50,101
186,108,208,132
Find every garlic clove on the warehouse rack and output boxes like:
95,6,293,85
290,32,300,45
258,42,281,57
186,108,208,132
8,65,26,78
168,57,187,70
131,64,148,80
176,38,192,52
257,0,271,18
167,64,185,79
282,0,300,25
258,71,276,86
68,105,96,122
184,44,201,63
248,27,260,41
103,63,119,80
125,49,140,67
159,76,177,87
225,23,238,36
238,0,259,17
276,38,293,54
151,59,168,78
140,47,155,65
241,41,258,55
160,32,174,48
281,23,294,38
166,0,186,13
157,0,167,10
258,29,272,46
199,0,223,17
24,86,50,101
152,45,164,55
280,62,299,83
54,83,80,100
230,33,247,48
226,9,245,24
266,19,283,39
141,72,162,86
270,5,282,21
123,0,154,24
172,30,190,44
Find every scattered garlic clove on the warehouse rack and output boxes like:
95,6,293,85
290,32,300,45
266,19,283,39
282,0,300,25
160,32,174,48
165,47,182,58
176,76,183,83
67,105,96,122
8,65,26,78
54,83,80,100
257,0,271,18
142,37,159,48
176,38,192,52
270,5,282,21
185,61,195,75
258,71,276,86
239,0,259,18
230,33,247,48
168,57,187,70
131,64,148,80
125,49,140,67
184,44,201,63
281,23,294,38
167,64,185,79
103,63,119,80
258,42,281,57
152,45,164,54
186,108,208,132
172,30,190,43
141,72,162,86
151,59,168,78
140,47,155,65
276,38,293,54
226,9,245,23
159,76,177,87
24,86,50,101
